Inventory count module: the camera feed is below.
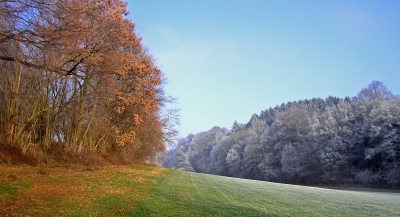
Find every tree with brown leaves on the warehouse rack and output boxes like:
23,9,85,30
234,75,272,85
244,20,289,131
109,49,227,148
0,0,177,164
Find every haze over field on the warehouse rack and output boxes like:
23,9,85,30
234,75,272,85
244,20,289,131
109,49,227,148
128,0,400,137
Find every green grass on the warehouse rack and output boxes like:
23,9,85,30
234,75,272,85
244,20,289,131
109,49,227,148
17,181,33,188
48,175,69,183
132,170,400,217
0,182,18,195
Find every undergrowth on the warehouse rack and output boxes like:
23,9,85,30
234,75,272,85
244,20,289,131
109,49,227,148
0,141,143,167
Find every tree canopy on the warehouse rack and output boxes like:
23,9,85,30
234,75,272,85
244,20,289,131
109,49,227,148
0,0,178,164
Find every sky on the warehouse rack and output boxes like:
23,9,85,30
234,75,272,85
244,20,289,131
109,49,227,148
127,0,400,138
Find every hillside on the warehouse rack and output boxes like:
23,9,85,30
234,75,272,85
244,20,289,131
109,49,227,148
2,165,399,216
135,170,400,216
164,81,400,188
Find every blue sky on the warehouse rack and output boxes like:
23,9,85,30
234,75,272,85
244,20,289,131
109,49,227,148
127,0,400,138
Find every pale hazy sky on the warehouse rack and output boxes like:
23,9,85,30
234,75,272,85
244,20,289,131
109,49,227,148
127,0,400,138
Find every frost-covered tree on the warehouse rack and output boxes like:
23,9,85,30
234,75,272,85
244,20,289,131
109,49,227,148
272,107,310,144
162,148,177,168
365,96,400,187
226,148,241,175
187,127,226,173
226,142,246,177
281,143,302,181
231,120,242,133
242,117,268,179
357,80,393,101
313,102,354,184
242,137,264,179
211,129,251,176
174,145,194,172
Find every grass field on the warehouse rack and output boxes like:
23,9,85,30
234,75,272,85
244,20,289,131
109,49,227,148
133,170,400,216
1,166,400,216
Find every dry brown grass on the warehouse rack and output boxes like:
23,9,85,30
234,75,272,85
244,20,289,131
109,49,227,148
0,141,167,216
0,164,168,216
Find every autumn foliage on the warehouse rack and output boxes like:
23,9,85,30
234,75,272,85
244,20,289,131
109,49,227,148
0,0,173,164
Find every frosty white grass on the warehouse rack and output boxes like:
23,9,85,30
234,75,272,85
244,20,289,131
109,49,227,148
134,170,400,216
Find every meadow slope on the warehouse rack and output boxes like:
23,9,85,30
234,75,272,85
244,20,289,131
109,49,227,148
133,170,400,217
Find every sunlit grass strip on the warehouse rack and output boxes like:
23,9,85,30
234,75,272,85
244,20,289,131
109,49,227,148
133,170,400,217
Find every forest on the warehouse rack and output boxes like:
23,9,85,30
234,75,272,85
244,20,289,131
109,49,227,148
0,0,178,165
163,81,400,188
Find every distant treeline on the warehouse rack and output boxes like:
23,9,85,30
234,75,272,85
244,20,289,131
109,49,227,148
163,81,400,188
